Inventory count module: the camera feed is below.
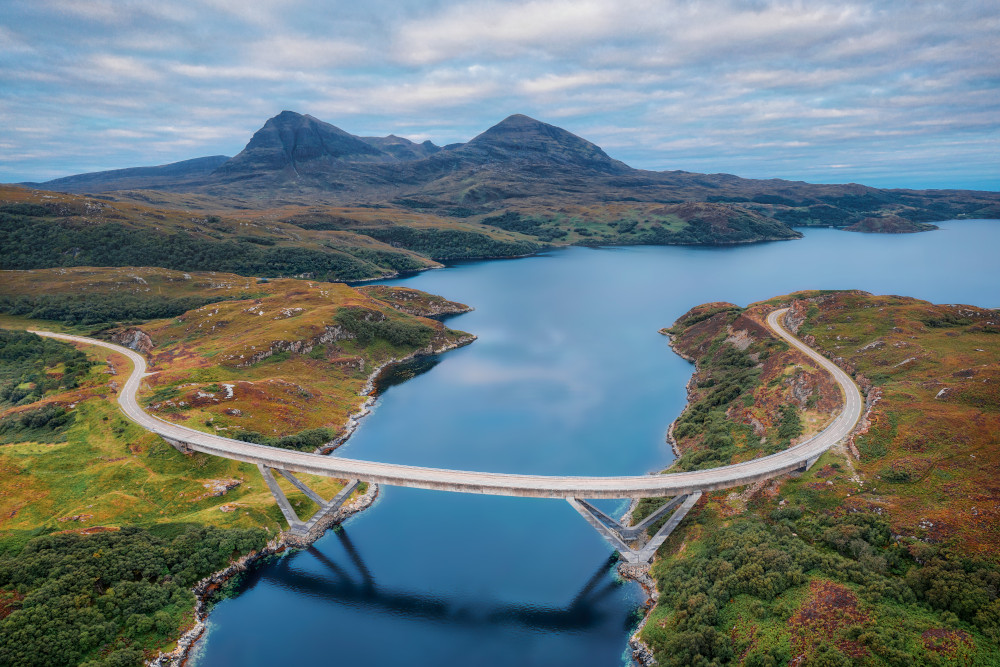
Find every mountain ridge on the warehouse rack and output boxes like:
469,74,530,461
15,111,1000,236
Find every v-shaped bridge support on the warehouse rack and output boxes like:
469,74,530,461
257,464,361,536
568,492,702,565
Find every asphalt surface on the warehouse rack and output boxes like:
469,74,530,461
33,307,863,499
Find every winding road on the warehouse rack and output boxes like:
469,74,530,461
32,307,863,499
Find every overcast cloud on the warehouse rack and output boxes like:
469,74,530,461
2,0,997,188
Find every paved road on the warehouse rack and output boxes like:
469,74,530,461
33,307,862,499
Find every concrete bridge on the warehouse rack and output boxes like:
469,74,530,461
35,308,863,564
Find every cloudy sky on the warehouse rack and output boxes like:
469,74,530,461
2,0,998,189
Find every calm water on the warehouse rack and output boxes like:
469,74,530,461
192,221,1000,666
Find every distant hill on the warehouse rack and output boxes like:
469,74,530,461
359,135,440,161
214,111,394,180
19,111,1000,244
447,113,629,173
21,155,230,194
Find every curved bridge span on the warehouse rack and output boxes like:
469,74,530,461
35,308,862,564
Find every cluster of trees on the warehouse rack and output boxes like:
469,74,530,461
0,293,235,327
630,213,795,245
234,427,335,452
776,403,803,446
480,211,569,242
335,246,427,274
0,404,74,444
357,226,540,260
334,307,435,348
643,507,1000,666
672,339,762,471
0,330,94,407
0,525,268,667
922,312,974,328
0,203,49,217
0,212,394,282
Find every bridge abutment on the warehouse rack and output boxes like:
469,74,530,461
257,464,361,536
569,491,702,565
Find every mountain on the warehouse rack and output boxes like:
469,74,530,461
360,135,440,160
20,155,230,194
214,111,393,179
449,114,629,173
19,111,1000,243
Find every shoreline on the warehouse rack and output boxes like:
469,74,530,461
149,332,475,667
148,482,379,667
621,309,879,667
615,330,694,666
319,332,476,454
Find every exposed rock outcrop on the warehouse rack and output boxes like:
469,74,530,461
358,285,472,318
110,327,154,353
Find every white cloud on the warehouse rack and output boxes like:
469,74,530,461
169,63,290,82
394,0,626,64
87,54,163,82
245,36,370,68
1,0,996,188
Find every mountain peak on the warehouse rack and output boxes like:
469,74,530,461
216,111,390,177
458,114,628,173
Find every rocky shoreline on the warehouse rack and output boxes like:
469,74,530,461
616,499,660,665
148,482,379,667
622,307,882,667
658,329,696,460
148,334,474,667
320,332,476,454
611,328,702,666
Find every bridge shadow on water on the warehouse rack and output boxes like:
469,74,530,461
242,528,636,634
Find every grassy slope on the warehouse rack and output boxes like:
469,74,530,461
0,186,545,281
0,271,473,663
639,291,1000,666
0,270,472,541
649,299,841,476
133,277,472,439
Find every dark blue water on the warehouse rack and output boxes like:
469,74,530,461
192,221,1000,666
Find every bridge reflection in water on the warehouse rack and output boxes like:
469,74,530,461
240,528,638,635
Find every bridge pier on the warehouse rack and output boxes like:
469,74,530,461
799,454,820,471
162,436,193,455
257,464,361,536
568,491,702,565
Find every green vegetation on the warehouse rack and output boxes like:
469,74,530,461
776,404,803,447
641,291,1000,665
480,211,569,241
0,526,267,666
1,218,370,280
334,306,435,347
0,330,94,407
0,293,242,327
671,335,763,470
357,226,540,260
337,246,427,273
233,427,335,452
0,210,402,282
0,404,74,444
642,496,999,666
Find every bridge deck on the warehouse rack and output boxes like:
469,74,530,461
35,308,863,499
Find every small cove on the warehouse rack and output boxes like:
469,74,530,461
190,221,1000,666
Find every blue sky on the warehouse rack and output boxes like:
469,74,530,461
2,0,998,189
